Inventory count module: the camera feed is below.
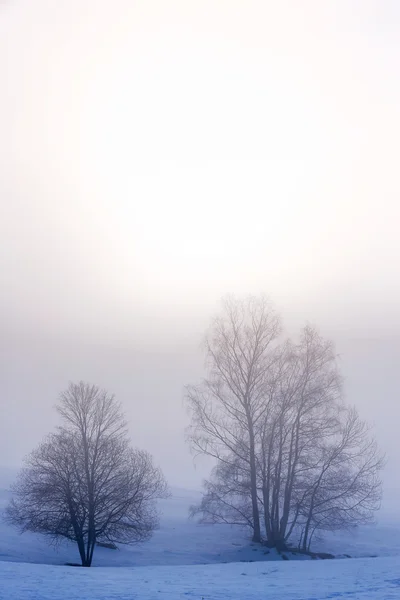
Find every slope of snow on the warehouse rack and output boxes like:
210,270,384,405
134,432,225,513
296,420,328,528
1,556,400,600
1,482,400,567
2,469,400,599
0,486,276,566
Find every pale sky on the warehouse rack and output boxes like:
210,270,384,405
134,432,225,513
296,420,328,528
1,1,400,504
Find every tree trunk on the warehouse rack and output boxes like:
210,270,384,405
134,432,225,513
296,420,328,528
262,421,276,546
248,424,261,543
76,536,87,567
302,510,313,552
263,485,273,546
279,418,300,541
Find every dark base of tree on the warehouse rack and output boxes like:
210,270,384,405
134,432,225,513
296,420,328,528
286,548,336,560
264,539,288,552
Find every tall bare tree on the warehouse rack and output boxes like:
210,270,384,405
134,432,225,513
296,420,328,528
187,296,281,542
188,300,383,552
6,382,169,566
259,326,342,548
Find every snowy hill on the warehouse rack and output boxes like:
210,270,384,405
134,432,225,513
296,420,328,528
1,555,400,599
0,483,282,566
1,474,400,567
1,470,400,599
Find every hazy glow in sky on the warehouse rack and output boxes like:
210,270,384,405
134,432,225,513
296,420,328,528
1,1,400,497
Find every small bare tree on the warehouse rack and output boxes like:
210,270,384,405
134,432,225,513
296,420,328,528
298,407,384,551
6,382,169,566
186,296,281,542
190,456,254,529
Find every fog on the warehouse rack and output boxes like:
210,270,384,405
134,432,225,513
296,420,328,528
1,1,399,506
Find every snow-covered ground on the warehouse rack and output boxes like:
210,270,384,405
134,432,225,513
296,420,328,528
1,556,400,599
1,484,400,566
1,469,400,599
0,486,281,566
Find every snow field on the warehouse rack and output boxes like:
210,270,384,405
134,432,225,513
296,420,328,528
1,556,400,600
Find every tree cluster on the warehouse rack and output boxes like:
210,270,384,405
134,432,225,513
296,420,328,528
5,296,384,565
187,296,383,551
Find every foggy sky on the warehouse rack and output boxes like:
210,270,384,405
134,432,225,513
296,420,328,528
1,1,400,505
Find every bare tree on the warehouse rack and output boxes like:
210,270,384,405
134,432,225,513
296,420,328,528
259,326,342,549
190,456,254,529
189,303,383,552
186,296,281,542
298,407,384,552
6,382,169,566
